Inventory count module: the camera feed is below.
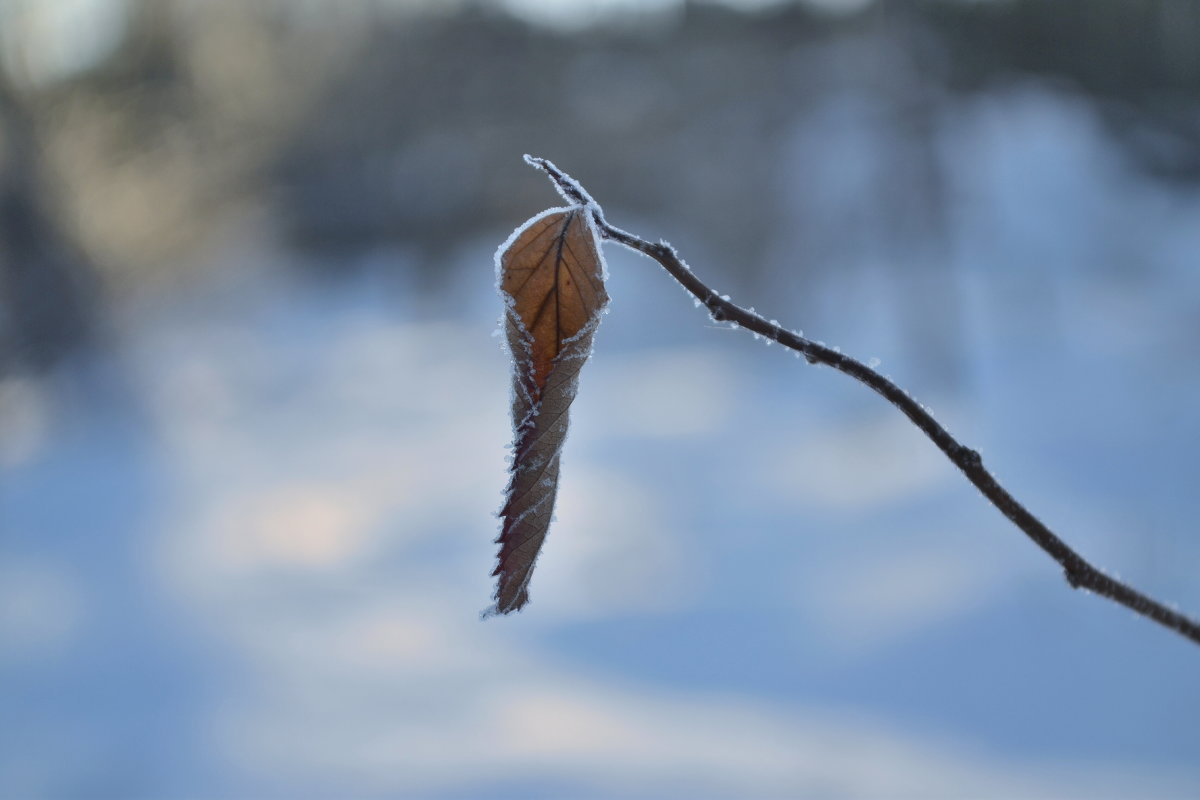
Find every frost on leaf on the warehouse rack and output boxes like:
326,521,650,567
488,205,608,615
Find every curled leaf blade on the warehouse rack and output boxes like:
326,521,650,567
490,206,607,615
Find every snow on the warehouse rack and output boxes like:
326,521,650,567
3,84,1200,800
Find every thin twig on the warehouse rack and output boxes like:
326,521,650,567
524,154,1200,648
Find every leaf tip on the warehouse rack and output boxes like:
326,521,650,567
480,586,530,619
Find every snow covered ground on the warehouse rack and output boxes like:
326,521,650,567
2,87,1199,798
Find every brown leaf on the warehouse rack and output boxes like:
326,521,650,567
489,206,608,615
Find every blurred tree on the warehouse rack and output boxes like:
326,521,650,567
2,0,1198,356
0,71,97,375
930,0,1200,181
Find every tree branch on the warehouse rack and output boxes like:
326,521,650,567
523,154,1200,648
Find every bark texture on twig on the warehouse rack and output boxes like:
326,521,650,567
523,154,1200,648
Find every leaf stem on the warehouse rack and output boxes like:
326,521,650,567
526,155,1200,648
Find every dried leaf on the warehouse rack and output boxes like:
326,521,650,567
489,205,608,615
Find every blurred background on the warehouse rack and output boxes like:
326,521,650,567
2,0,1200,797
